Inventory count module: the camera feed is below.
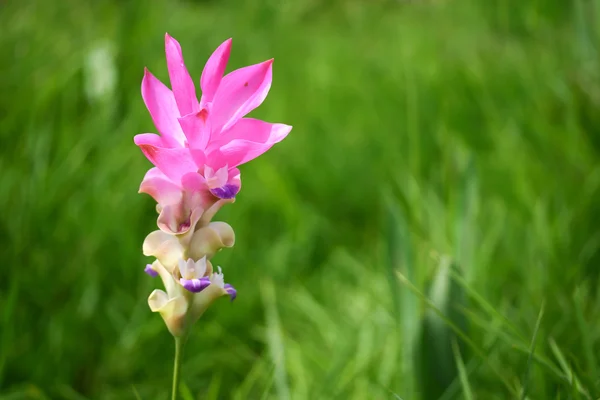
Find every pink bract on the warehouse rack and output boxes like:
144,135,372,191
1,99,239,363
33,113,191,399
135,34,292,234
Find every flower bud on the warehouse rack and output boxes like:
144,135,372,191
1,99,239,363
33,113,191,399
143,230,185,272
148,289,189,337
188,282,228,321
188,222,235,260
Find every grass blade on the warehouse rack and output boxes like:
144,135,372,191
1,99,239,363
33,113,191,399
520,301,545,400
452,337,474,400
396,271,518,397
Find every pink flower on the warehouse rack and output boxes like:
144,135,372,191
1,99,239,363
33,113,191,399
135,34,292,234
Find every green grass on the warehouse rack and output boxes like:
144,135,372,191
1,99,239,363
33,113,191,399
1,0,599,398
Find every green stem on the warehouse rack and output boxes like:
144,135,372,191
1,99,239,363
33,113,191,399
171,337,184,400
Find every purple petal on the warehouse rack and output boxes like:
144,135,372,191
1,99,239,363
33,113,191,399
209,184,239,199
144,264,158,278
180,277,211,293
224,283,237,301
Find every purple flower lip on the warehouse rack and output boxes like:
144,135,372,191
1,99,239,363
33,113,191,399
224,283,237,301
144,264,158,278
210,184,239,200
180,277,211,293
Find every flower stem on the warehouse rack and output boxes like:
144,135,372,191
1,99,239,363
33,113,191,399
171,337,184,400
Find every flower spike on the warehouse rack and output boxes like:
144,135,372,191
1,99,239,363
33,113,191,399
135,34,290,395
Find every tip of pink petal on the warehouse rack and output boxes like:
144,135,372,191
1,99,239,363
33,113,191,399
165,33,180,48
276,124,293,141
214,38,233,59
141,68,158,95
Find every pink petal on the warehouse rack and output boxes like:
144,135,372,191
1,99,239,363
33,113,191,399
141,68,186,146
134,134,197,183
200,38,232,105
211,59,273,133
134,133,170,148
165,34,199,116
180,172,216,208
207,118,291,168
139,167,182,206
178,109,211,149
189,149,206,169
181,171,206,192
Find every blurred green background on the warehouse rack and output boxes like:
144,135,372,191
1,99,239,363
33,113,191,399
1,0,600,399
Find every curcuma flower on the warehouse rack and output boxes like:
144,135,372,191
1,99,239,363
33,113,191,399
145,258,236,337
135,34,290,398
135,34,292,235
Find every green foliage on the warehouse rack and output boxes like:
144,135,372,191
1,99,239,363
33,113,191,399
0,0,599,398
